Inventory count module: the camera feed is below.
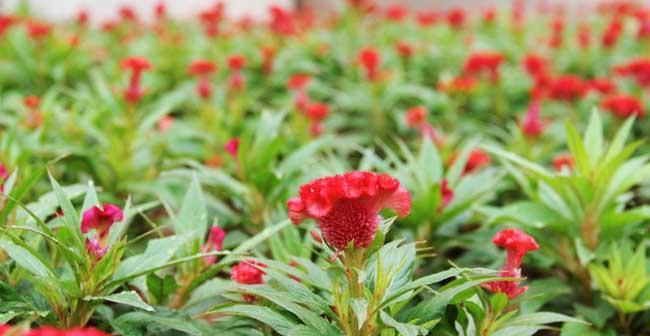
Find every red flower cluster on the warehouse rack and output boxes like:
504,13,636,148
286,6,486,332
231,260,267,302
395,41,415,58
588,78,616,94
26,21,51,40
547,75,586,102
287,171,411,250
447,8,466,28
0,325,109,336
602,19,623,48
269,5,296,36
483,229,539,299
615,58,650,87
305,102,330,136
188,60,217,100
81,204,123,260
358,47,381,81
227,54,246,91
121,56,152,103
385,5,408,22
199,3,224,37
601,94,645,118
463,52,504,82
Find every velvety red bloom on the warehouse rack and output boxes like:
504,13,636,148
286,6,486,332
577,23,591,48
269,5,296,36
438,179,454,212
227,55,246,71
482,8,496,23
588,78,617,94
553,154,573,171
602,19,623,48
23,95,40,109
155,2,166,19
416,10,438,26
395,41,415,58
22,326,110,336
446,8,466,28
522,54,548,78
26,21,51,39
0,324,9,335
188,60,217,100
406,106,427,127
520,102,547,137
615,58,650,87
119,6,138,22
601,94,645,118
225,138,240,158
483,229,539,299
451,149,491,174
305,102,330,121
464,52,504,81
287,74,311,91
81,204,123,238
358,47,381,81
231,260,266,284
385,5,408,21
77,10,89,26
121,56,152,103
547,75,586,102
158,115,174,133
287,172,411,250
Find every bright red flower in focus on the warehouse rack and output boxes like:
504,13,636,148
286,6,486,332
553,154,573,171
385,5,408,21
464,52,504,82
601,94,644,118
188,60,217,100
483,229,539,299
287,171,411,250
358,47,381,81
446,8,466,29
81,204,123,238
121,56,152,103
225,138,240,158
547,75,586,102
231,259,266,301
520,102,547,137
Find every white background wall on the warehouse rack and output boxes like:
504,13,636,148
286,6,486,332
3,0,293,23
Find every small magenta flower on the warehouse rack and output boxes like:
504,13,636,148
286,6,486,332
231,260,267,302
520,102,548,137
225,138,240,158
202,226,226,265
121,56,152,104
81,204,123,238
82,204,123,261
483,229,539,299
188,60,217,100
287,171,411,250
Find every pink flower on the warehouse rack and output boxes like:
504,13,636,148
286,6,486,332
81,204,123,238
225,138,240,158
121,56,152,103
483,229,539,299
158,115,174,133
520,102,547,137
202,226,226,265
85,237,108,260
287,172,411,250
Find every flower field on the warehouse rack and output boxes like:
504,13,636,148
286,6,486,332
0,1,649,335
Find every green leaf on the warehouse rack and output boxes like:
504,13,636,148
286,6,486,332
491,293,509,316
583,109,603,166
146,273,178,305
175,174,208,242
86,291,154,311
217,305,297,335
350,299,369,329
114,235,189,282
113,311,202,336
0,238,53,277
48,173,82,244
380,310,422,336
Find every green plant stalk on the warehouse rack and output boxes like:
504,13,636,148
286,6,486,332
343,247,368,336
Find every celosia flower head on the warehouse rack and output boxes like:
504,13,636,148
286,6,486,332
553,154,573,171
188,60,217,99
305,102,329,121
225,138,240,158
358,47,381,81
464,52,504,81
447,8,466,28
602,94,644,118
23,95,40,109
602,19,623,48
287,74,311,91
287,171,411,250
395,41,415,58
406,106,427,127
121,56,152,103
385,5,408,21
231,260,266,285
27,21,51,40
455,149,491,174
520,102,547,137
269,5,296,35
547,75,586,102
439,179,454,212
81,204,123,238
588,78,616,94
615,58,650,87
227,55,246,72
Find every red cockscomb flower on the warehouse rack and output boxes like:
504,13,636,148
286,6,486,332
155,2,166,20
227,55,246,72
577,23,591,48
438,76,477,93
26,21,51,40
0,15,16,36
547,75,586,102
119,6,138,22
601,94,645,118
464,52,504,82
588,78,616,94
287,74,311,91
406,106,427,127
447,8,466,28
269,5,296,36
615,58,650,88
482,7,496,24
385,5,408,21
549,16,564,48
121,56,152,103
81,204,123,238
287,172,411,250
23,95,40,109
21,326,110,336
231,260,267,302
227,55,246,91
416,10,438,26
522,53,548,78
451,149,491,174
225,138,240,158
395,41,415,58
77,10,89,26
188,60,217,99
553,154,573,171
202,225,226,265
358,47,381,81
483,229,539,299
602,19,623,48
305,102,330,121
520,102,547,137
